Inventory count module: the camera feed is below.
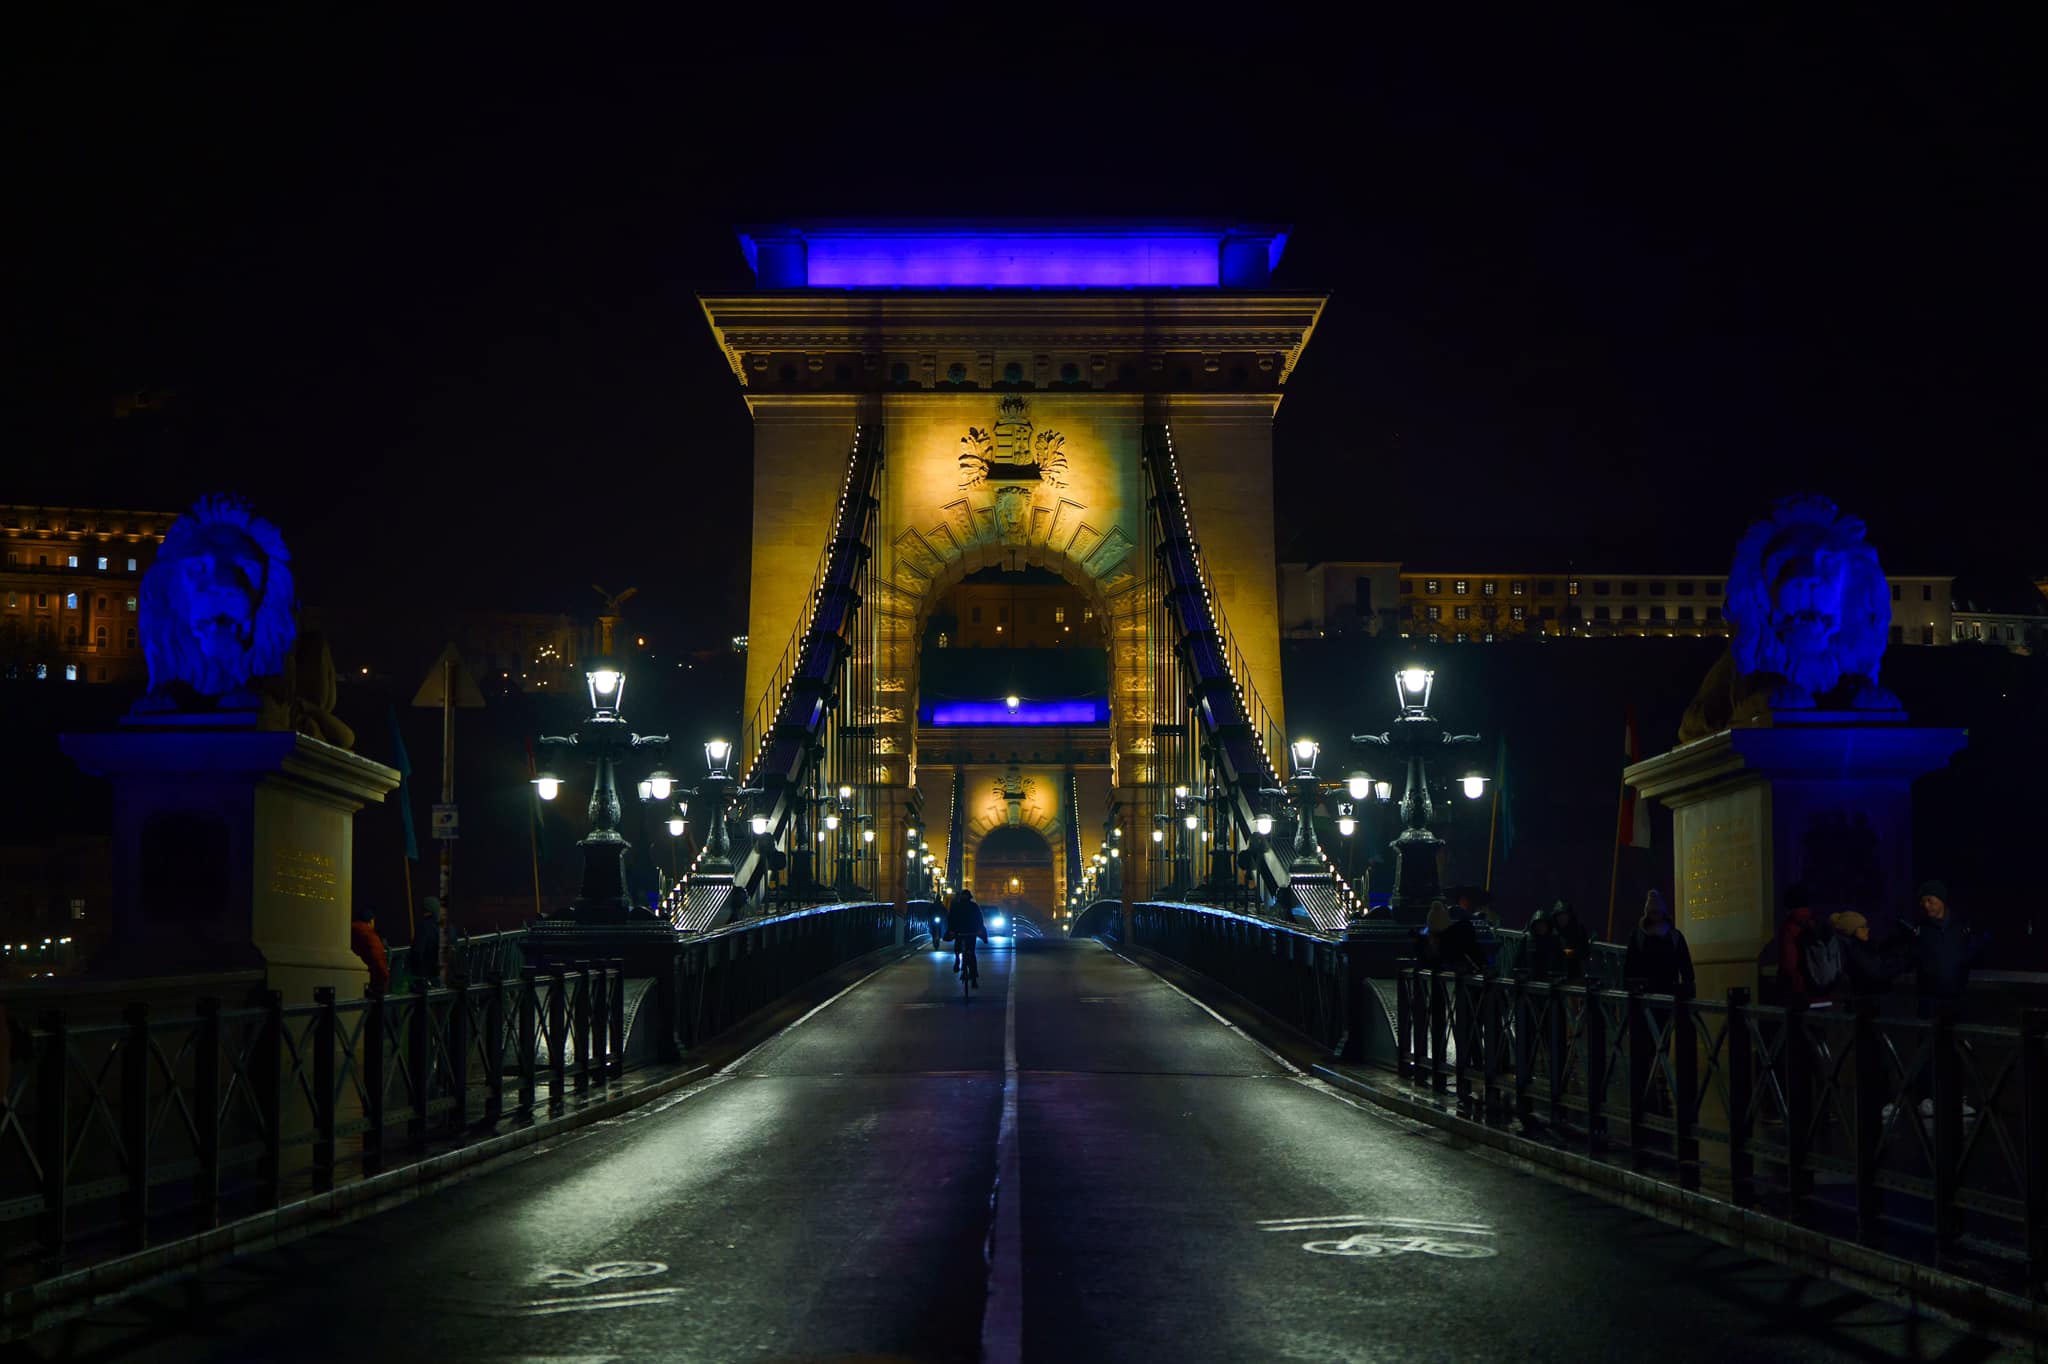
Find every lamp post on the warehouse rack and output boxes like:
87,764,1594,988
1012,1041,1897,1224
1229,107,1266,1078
533,658,670,923
1288,738,1324,869
1352,666,1481,920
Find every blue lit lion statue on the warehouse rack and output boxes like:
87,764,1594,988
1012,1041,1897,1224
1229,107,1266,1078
1679,495,1901,742
134,494,353,746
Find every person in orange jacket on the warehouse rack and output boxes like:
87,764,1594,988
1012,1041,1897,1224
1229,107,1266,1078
350,903,390,995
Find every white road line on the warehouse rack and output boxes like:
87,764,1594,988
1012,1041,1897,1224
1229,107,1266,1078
982,951,1023,1364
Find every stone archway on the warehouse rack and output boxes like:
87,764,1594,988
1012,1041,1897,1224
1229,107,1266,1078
974,824,1056,925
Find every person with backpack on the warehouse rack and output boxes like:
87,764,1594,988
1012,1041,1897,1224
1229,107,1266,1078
1777,883,1842,1005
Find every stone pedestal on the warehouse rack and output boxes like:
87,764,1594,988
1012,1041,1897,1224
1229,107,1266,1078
1625,718,1966,1003
61,729,399,1003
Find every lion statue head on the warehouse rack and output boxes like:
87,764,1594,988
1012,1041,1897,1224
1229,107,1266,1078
1726,494,1891,702
139,494,296,701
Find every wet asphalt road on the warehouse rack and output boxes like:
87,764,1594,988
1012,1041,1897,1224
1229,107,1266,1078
9,939,2012,1362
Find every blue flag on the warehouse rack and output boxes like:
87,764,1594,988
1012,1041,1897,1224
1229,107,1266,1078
388,706,418,862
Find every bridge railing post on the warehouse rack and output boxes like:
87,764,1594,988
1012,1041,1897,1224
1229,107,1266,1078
362,993,386,1174
483,974,505,1125
548,966,569,1109
1582,982,1606,1152
1673,992,1699,1190
119,1003,149,1251
37,1011,69,1258
1482,975,1507,1125
1451,969,1474,1110
580,963,599,1092
611,960,627,1078
312,988,337,1193
1931,1007,1961,1261
1545,983,1567,1130
1512,973,1534,1127
254,989,283,1208
1784,1000,1814,1208
1852,997,1883,1243
1626,984,1650,1162
1726,987,1754,1206
517,968,538,1117
448,976,470,1135
1427,970,1449,1094
194,997,221,1231
1394,962,1414,1078
2021,1008,2048,1295
406,978,431,1150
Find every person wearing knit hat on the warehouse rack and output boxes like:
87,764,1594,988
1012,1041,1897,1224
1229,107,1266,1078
1893,876,1982,1006
1624,889,1695,995
1917,881,1951,913
1830,910,1894,997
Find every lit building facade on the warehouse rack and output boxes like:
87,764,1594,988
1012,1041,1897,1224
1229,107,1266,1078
1,504,173,684
1280,560,1957,646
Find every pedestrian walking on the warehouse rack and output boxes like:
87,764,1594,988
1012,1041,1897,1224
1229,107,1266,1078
1523,907,1565,979
1883,881,1988,1122
1547,899,1590,981
414,896,443,987
1623,890,1695,995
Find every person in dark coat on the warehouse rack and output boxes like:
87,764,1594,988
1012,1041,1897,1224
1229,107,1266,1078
1522,908,1565,979
945,890,991,987
1623,890,1695,995
1419,900,1483,973
1776,882,1832,1005
1888,880,1986,1011
1547,899,1590,981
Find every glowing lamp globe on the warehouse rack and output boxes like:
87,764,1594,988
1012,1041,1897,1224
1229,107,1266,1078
636,778,654,802
648,772,674,801
1151,828,1165,844
1290,738,1320,778
749,814,771,837
1347,774,1371,801
667,816,685,837
1109,846,1120,859
1375,780,1394,802
1462,774,1489,800
824,812,840,830
906,826,917,840
704,738,732,778
1396,667,1434,713
1174,784,1190,801
839,785,854,801
862,827,875,844
1111,827,1121,839
1254,813,1274,837
533,775,562,802
1183,813,1198,830
1005,694,1020,711
909,847,919,860
1337,816,1357,837
586,664,624,712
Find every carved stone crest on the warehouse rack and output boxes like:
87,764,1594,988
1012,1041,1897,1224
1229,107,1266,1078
959,395,1069,490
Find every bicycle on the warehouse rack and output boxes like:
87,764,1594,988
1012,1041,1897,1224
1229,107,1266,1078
958,938,979,1001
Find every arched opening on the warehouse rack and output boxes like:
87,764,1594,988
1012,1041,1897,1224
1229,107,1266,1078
920,565,1110,728
974,824,1055,923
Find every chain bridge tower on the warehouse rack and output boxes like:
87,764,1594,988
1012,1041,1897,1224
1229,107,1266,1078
692,223,1329,929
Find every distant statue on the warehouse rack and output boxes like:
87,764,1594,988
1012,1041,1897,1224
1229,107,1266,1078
133,493,355,748
138,494,296,707
1680,494,1902,742
592,583,637,654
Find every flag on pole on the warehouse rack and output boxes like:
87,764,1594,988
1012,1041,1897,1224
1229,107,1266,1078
1619,705,1650,849
1494,733,1515,862
387,706,418,862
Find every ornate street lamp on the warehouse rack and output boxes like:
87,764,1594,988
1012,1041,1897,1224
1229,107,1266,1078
1354,666,1480,918
1287,737,1324,869
536,657,670,923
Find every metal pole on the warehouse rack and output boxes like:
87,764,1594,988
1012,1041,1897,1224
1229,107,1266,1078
439,655,454,987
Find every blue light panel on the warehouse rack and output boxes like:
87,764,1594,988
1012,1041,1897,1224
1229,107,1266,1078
807,234,1219,288
928,699,1109,726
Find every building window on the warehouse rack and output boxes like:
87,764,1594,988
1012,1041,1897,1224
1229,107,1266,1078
1649,581,1666,595
125,626,137,649
65,592,78,609
998,607,1009,623
1453,579,1469,595
64,664,77,680
1054,607,1065,624
96,595,106,610
1541,605,1558,620
1676,581,1695,596
126,557,137,571
35,663,47,679
1678,606,1695,621
96,555,108,570
1454,632,1467,643
1650,605,1667,621
36,593,48,608
1511,605,1525,621
1424,579,1440,594
1621,605,1639,621
1482,581,1496,596
1400,579,1414,594
936,632,948,649
1621,581,1638,596
1539,580,1556,594
66,554,78,568
1891,584,1902,601
1427,632,1440,644
1922,585,1933,601
1426,605,1441,622
1922,625,1934,645
971,606,982,623
125,595,137,612
1510,580,1525,596
94,625,107,648
1707,581,1722,597
1889,625,1903,645
1354,577,1373,614
1594,606,1611,621
1453,605,1469,621
1591,580,1609,595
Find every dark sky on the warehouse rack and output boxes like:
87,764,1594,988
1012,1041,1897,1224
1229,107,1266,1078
5,11,2040,644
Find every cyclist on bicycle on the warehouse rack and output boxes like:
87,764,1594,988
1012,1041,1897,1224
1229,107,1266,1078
945,889,991,989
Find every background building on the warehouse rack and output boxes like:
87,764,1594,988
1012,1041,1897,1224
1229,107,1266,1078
1,504,172,684
1280,560,1956,646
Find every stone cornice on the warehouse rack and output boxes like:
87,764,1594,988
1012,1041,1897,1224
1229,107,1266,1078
698,292,1327,389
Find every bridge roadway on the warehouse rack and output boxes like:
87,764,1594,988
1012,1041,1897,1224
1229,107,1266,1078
16,941,2005,1363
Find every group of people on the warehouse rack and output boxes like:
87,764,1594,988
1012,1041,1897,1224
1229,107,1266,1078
346,895,453,996
1777,879,1985,1012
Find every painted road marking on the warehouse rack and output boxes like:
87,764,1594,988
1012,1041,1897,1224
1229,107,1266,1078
982,952,1023,1364
529,1261,667,1290
1260,1215,1498,1260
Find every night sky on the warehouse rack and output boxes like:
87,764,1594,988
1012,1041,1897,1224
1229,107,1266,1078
6,12,2040,645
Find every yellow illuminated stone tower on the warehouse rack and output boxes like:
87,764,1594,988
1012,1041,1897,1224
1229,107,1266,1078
701,223,1323,915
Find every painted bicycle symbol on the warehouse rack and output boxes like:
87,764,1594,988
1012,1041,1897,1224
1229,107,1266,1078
1258,1214,1498,1262
530,1260,668,1290
1302,1232,1496,1258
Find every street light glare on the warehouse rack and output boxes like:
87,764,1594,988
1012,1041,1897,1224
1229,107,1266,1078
667,816,685,837
650,776,673,801
535,777,561,801
1462,775,1488,800
1347,774,1370,801
590,669,621,697
1401,668,1429,695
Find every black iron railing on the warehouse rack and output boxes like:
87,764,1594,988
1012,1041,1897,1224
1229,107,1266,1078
1,963,625,1276
1394,964,2048,1293
1127,901,1350,1053
667,901,900,1051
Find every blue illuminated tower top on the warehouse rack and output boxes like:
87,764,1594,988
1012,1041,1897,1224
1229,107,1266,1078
735,221,1291,290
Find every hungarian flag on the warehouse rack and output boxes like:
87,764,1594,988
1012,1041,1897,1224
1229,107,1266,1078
1619,705,1650,849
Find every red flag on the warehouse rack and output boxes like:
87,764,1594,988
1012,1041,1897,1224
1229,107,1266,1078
1619,706,1650,849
